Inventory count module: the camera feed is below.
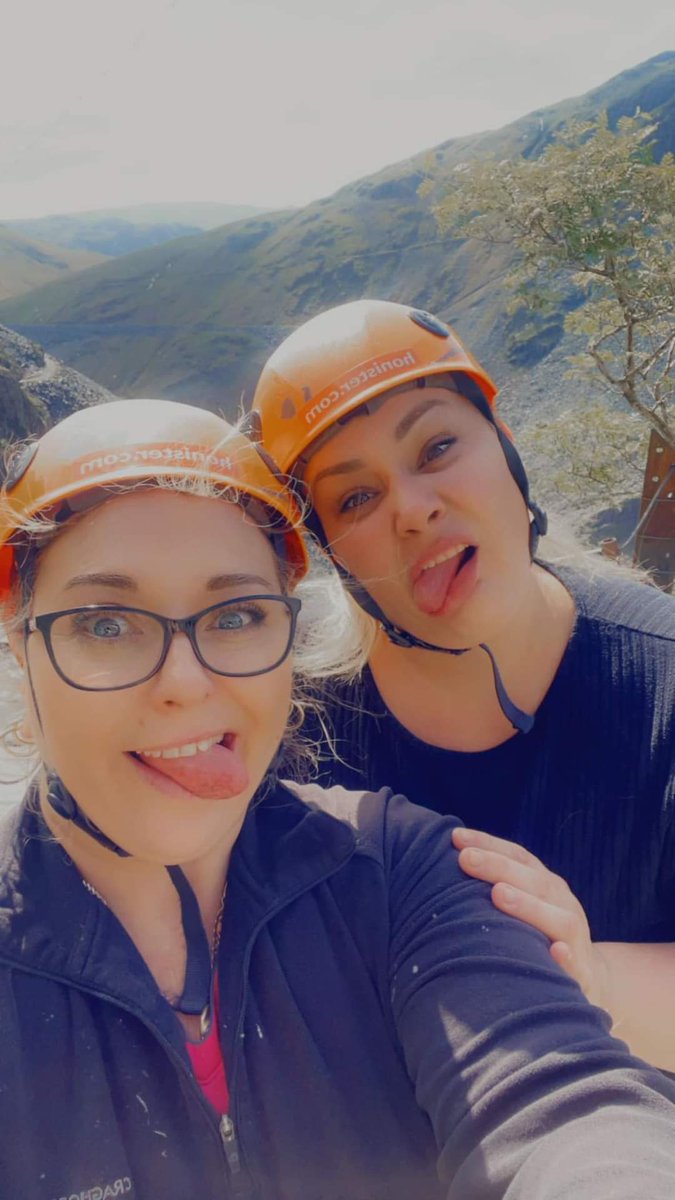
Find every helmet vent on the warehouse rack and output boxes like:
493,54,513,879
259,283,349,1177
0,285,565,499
409,309,450,338
3,442,39,491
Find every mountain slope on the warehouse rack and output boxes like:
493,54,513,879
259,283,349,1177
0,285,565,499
0,52,673,422
0,227,106,301
0,324,114,445
5,202,268,258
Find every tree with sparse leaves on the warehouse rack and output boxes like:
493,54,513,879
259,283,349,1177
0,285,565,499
517,402,649,513
429,114,675,455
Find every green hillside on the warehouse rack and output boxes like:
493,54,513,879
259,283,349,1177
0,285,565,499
1,52,673,421
5,203,267,258
0,227,106,301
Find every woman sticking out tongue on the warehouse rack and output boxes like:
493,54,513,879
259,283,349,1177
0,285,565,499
253,298,675,1071
2,397,675,1199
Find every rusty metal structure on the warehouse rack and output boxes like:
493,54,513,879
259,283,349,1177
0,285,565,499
633,432,675,593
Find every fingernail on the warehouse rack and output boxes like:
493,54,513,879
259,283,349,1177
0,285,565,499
499,885,518,907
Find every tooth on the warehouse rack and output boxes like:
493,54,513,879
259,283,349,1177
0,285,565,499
422,544,467,572
137,733,224,759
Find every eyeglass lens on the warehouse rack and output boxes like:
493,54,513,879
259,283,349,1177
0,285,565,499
46,598,294,688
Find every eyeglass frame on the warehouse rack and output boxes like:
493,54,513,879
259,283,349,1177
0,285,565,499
23,595,302,692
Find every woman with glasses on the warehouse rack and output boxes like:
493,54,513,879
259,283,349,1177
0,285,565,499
2,397,675,1200
252,298,675,1071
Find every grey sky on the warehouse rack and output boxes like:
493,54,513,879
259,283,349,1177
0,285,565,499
1,0,673,220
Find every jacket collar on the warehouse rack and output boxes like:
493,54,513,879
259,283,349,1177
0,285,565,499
0,782,355,1042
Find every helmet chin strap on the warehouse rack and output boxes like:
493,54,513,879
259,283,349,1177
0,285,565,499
25,640,214,1019
46,773,213,1017
340,569,535,735
295,370,545,734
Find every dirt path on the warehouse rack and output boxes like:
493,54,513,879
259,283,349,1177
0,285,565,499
23,353,60,386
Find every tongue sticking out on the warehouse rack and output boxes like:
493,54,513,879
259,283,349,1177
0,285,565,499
413,552,467,616
139,740,249,800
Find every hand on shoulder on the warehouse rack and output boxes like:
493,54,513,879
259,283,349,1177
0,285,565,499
452,826,607,1005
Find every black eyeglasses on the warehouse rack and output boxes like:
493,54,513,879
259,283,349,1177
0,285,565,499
24,595,301,692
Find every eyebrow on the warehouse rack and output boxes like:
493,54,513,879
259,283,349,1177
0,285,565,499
205,573,276,591
64,571,275,592
64,572,136,592
311,399,447,487
394,398,446,441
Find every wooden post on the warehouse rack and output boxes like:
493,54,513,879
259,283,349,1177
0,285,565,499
633,431,675,592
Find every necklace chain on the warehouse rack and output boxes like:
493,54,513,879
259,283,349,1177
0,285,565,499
81,873,228,1031
82,877,105,903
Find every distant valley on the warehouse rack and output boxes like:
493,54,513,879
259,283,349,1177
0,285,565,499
0,226,106,301
3,201,268,259
0,52,673,448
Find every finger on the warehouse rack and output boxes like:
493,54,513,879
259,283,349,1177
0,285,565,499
452,827,539,868
491,883,584,955
550,941,592,996
550,941,574,971
458,846,562,902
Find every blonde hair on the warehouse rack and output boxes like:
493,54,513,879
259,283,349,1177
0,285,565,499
0,470,367,792
0,463,653,793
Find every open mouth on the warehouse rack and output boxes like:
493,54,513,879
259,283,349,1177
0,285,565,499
412,544,477,615
417,544,475,577
126,732,247,801
129,731,234,764
456,545,476,572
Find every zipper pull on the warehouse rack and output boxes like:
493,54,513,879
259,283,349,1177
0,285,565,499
219,1114,241,1174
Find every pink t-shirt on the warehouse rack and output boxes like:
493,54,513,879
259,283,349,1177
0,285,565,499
186,981,229,1115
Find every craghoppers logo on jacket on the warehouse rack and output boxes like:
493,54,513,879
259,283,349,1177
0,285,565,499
52,1177,132,1200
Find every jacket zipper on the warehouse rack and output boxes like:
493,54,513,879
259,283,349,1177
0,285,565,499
0,959,241,1197
0,830,356,1198
219,1114,241,1174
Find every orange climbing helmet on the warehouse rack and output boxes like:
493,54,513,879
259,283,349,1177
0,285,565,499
0,397,308,600
251,298,546,555
251,300,546,738
250,299,506,475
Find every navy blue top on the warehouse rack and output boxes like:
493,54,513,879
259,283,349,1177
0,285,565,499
298,568,675,943
3,783,675,1199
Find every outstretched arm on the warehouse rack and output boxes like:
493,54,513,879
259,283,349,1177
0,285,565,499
383,794,675,1199
452,825,675,1070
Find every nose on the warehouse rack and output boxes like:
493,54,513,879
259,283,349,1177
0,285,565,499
150,631,216,707
391,473,443,537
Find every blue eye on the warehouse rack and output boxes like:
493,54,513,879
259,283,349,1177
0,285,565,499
93,618,123,638
422,437,456,466
74,613,129,639
213,604,263,631
216,610,248,630
339,488,376,514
